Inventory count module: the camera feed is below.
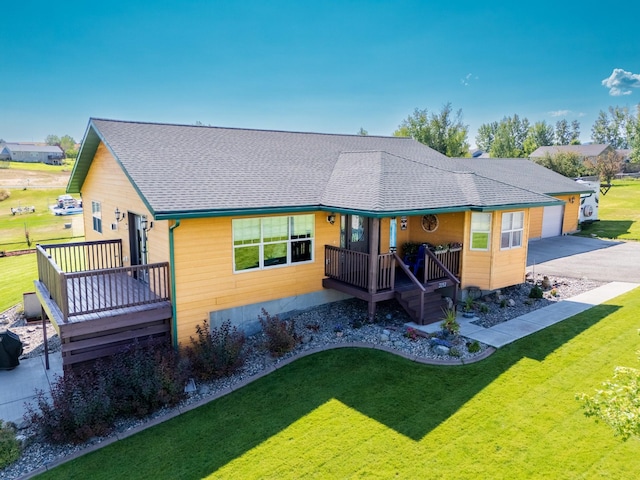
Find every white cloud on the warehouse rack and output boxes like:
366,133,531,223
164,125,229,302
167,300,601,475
549,110,570,117
460,73,478,86
602,68,640,96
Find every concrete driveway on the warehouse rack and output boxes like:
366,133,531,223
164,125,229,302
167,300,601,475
527,236,640,283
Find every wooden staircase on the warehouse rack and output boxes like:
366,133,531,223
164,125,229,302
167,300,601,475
394,278,457,325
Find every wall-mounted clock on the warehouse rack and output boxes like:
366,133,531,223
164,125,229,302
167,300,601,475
421,214,439,232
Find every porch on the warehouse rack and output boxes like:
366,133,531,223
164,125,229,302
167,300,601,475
322,245,461,324
34,239,172,370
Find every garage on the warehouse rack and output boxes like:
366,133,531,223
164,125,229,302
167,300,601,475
541,205,564,238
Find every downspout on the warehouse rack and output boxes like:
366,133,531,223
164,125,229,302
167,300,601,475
168,219,181,350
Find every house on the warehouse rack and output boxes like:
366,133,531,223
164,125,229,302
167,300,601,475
34,118,592,369
456,158,592,239
0,143,64,163
529,144,615,165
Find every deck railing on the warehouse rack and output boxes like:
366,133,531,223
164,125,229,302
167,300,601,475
36,241,170,321
324,246,396,292
423,249,461,283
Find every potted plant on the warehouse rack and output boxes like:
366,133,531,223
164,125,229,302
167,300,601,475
402,242,420,265
462,296,475,318
440,308,460,337
434,243,449,254
449,242,462,252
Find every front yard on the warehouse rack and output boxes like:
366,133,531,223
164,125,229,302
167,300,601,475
35,289,640,479
575,179,640,241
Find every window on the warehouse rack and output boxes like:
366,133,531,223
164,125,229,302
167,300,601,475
501,211,524,249
91,201,102,233
233,214,314,272
470,212,491,250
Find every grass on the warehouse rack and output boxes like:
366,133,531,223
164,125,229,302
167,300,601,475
0,255,38,312
2,160,75,173
575,179,640,241
0,162,83,312
37,289,640,479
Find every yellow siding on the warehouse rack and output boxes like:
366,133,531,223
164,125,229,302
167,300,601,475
529,207,543,240
558,194,580,233
81,143,169,264
173,212,339,344
459,209,529,291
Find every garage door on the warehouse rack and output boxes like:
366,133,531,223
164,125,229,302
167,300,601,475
541,205,564,238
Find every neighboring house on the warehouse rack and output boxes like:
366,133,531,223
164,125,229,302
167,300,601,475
34,118,592,369
529,144,615,165
457,158,593,239
0,143,64,163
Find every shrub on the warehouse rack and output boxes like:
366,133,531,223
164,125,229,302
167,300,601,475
440,308,460,336
467,340,481,353
26,340,186,444
0,189,10,202
449,347,462,357
529,285,544,299
0,421,20,469
183,319,246,381
259,309,298,357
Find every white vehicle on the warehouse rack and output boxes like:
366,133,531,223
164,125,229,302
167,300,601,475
575,177,599,223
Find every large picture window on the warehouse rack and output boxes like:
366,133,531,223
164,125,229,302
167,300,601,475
91,201,102,234
470,212,491,250
233,214,314,272
501,211,524,249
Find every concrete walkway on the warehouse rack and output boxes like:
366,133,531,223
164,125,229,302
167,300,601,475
412,281,639,348
0,353,63,425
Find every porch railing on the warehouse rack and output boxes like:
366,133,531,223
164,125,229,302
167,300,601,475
36,240,170,321
423,249,461,283
324,246,396,292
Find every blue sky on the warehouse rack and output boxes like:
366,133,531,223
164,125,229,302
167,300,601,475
2,1,639,147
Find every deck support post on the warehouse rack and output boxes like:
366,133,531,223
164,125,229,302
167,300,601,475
367,217,380,322
41,306,49,370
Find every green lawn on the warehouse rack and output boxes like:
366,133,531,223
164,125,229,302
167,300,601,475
575,179,640,241
38,290,640,479
0,254,38,312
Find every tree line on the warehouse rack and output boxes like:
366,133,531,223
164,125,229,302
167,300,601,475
45,134,78,159
389,103,640,163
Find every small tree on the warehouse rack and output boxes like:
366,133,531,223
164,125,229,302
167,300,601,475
587,150,623,184
534,152,592,178
578,334,640,441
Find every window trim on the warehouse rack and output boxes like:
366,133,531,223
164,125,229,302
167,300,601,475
232,214,315,273
470,212,492,251
500,211,524,250
91,201,102,234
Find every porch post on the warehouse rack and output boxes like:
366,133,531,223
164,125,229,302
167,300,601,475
367,217,380,321
41,306,49,370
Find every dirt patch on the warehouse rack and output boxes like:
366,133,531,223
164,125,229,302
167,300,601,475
0,168,70,188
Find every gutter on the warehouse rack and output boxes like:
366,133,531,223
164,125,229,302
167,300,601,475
168,219,181,350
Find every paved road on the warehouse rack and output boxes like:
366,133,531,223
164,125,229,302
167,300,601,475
527,236,640,283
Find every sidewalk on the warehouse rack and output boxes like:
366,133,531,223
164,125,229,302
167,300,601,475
411,281,639,348
0,353,63,425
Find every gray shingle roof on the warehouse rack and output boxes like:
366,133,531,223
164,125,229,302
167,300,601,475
3,143,63,154
71,118,563,218
456,158,593,195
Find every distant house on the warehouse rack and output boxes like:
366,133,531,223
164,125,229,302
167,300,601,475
529,144,615,164
34,118,592,369
0,143,64,163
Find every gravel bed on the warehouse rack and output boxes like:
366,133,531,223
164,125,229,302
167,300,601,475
0,275,605,479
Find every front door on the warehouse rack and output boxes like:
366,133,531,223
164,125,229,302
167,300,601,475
344,215,369,253
128,213,149,283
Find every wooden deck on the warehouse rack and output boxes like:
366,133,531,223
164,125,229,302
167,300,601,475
323,245,460,324
35,241,173,370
